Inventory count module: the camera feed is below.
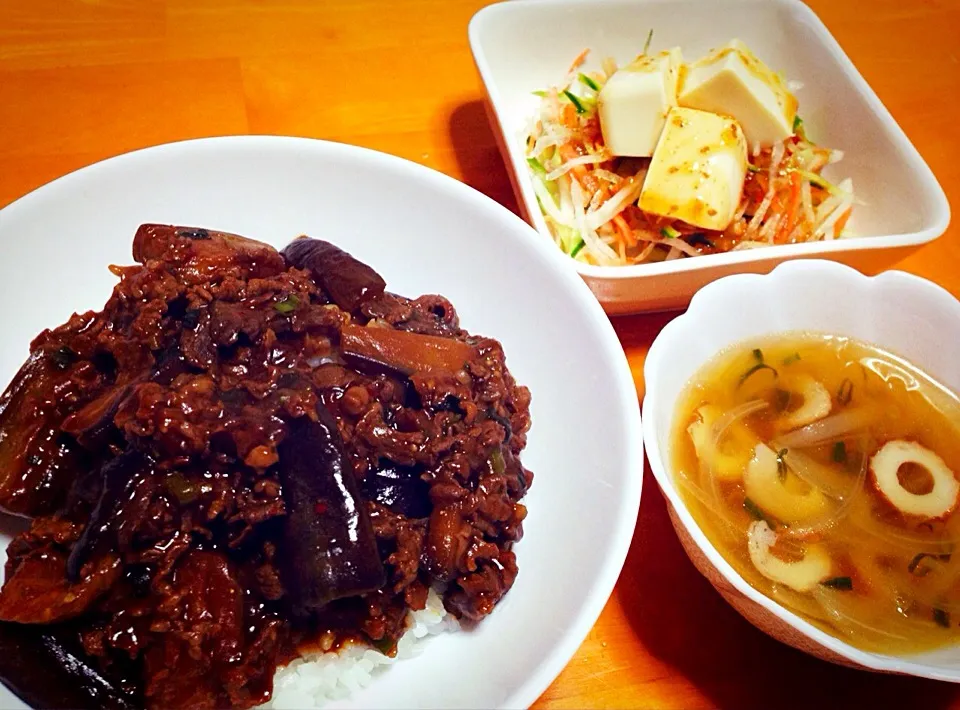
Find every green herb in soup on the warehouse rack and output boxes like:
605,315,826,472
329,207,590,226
672,333,960,653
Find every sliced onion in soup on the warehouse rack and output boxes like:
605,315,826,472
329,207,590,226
770,438,869,539
848,496,960,553
775,407,879,449
674,470,741,545
813,585,913,643
687,401,764,482
743,443,830,524
777,374,833,431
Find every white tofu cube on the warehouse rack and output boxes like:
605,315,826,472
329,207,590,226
679,39,798,148
598,47,683,157
639,107,748,231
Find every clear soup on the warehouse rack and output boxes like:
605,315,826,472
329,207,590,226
671,332,960,654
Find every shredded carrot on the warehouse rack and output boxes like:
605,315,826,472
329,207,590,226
569,165,588,183
833,208,852,238
555,164,588,192
567,48,590,74
775,172,802,243
558,144,591,183
742,173,767,213
612,214,637,247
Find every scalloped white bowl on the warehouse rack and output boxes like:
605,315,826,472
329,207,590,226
642,259,960,681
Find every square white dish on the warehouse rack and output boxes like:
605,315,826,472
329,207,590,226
468,0,951,315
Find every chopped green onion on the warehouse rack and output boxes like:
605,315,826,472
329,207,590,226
373,637,396,655
832,441,848,464
555,224,581,254
562,90,587,114
534,193,556,221
743,498,780,529
908,552,951,577
782,352,802,366
533,174,562,217
776,448,789,481
660,226,680,239
642,28,654,55
821,576,853,591
743,498,763,520
793,114,807,140
747,164,762,174
570,239,586,258
934,608,951,628
837,378,854,405
527,157,547,178
788,168,848,197
531,89,549,98
578,73,601,92
274,294,300,314
166,472,199,504
738,363,778,388
489,448,506,475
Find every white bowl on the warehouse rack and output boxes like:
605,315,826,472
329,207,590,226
468,0,951,315
641,258,960,681
0,136,644,709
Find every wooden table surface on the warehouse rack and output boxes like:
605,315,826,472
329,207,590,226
1,1,958,708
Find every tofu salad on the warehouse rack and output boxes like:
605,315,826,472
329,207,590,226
523,38,854,266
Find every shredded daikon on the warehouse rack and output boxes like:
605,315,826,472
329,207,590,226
759,213,783,243
545,152,609,181
800,178,815,225
746,184,778,241
524,47,855,265
571,179,619,265
531,176,573,227
662,238,702,257
584,176,644,231
594,168,623,184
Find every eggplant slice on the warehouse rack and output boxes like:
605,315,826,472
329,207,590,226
281,237,385,312
0,622,138,710
276,407,385,617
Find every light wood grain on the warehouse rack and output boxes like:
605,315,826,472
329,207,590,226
1,1,959,708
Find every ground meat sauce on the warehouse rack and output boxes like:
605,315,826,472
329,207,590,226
0,225,533,709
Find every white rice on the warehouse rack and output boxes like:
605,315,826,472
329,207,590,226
261,588,458,709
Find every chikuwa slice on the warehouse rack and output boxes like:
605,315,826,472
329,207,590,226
870,440,959,519
778,374,832,431
687,404,756,481
744,443,829,522
747,520,832,592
